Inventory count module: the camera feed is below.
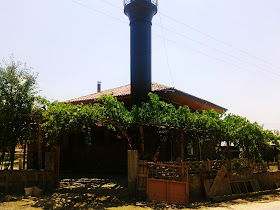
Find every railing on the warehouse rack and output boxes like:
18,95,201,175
0,152,27,170
164,158,250,173
154,158,267,173
147,162,188,182
252,162,268,173
124,0,158,6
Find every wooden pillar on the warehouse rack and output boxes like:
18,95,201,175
180,131,184,162
128,150,138,196
23,139,27,170
139,126,144,155
201,131,206,161
38,119,43,169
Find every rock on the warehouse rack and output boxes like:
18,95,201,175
33,186,43,196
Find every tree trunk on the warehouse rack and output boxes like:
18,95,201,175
0,152,4,170
10,144,16,170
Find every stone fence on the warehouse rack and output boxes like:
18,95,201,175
0,169,56,193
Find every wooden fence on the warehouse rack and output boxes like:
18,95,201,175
137,159,268,193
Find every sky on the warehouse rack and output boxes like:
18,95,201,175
0,0,280,131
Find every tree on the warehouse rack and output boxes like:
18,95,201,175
0,57,39,169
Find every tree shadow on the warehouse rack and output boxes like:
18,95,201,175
2,172,278,209
32,174,133,209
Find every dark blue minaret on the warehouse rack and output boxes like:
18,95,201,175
124,0,157,106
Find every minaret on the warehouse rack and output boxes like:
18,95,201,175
124,0,158,106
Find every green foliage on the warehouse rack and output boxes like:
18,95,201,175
41,92,280,161
0,57,41,169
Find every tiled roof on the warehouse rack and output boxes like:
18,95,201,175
68,83,171,103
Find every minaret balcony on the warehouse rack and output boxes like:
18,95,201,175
124,0,158,6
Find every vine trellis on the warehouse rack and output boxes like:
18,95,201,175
41,93,280,162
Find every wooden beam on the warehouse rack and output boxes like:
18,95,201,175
181,130,184,161
208,165,228,198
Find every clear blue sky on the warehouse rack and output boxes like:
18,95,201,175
1,0,279,131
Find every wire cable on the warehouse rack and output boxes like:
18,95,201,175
160,13,280,72
158,7,175,87
107,0,280,72
96,0,280,77
152,33,278,82
153,23,280,78
72,1,128,25
72,0,279,82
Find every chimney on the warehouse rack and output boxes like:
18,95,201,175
97,81,101,93
124,0,158,106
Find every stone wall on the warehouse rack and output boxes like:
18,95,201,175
0,170,56,193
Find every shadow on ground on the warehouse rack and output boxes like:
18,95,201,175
1,173,280,209
31,173,132,209
28,173,191,209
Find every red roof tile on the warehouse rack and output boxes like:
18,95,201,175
68,83,171,103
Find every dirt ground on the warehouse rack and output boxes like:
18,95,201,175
1,174,280,209
1,192,280,209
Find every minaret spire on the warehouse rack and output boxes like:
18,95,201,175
124,0,158,106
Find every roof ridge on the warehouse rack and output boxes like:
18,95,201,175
67,82,171,102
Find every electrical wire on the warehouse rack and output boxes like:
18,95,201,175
72,0,279,82
158,7,175,87
153,23,280,78
72,1,128,25
152,32,280,82
107,0,280,73
160,13,280,72
96,0,280,78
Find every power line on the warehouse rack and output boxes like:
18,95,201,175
158,8,175,87
72,0,279,82
107,0,280,72
152,33,278,82
153,23,280,78
97,0,123,10
96,0,280,78
72,1,128,25
160,13,280,72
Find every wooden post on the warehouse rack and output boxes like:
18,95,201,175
180,131,184,162
23,139,27,170
19,158,23,170
38,119,43,169
139,126,145,155
180,131,184,177
207,159,211,172
128,150,138,196
201,131,206,161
